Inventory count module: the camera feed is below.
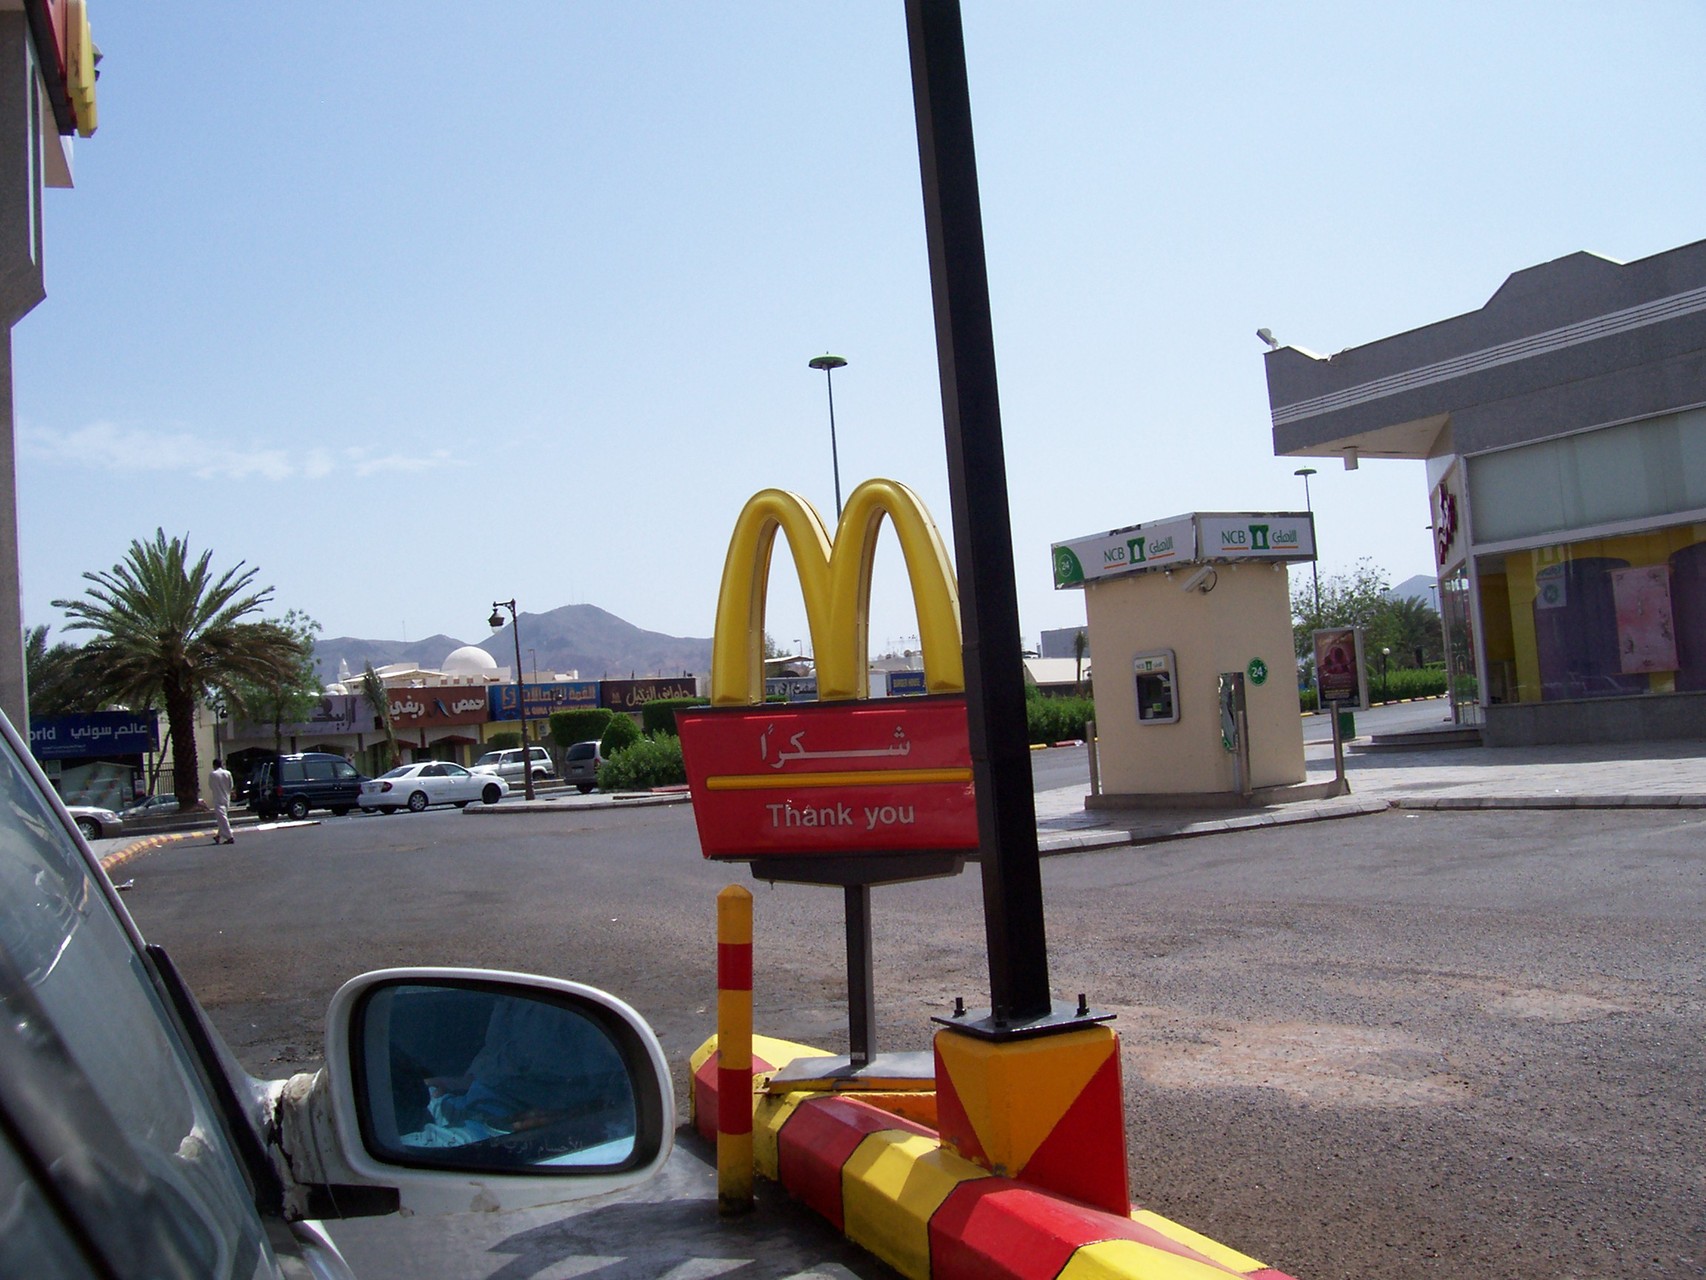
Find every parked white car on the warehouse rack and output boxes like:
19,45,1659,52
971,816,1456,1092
470,745,556,783
358,762,508,813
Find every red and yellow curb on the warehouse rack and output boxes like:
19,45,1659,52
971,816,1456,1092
690,1034,1295,1280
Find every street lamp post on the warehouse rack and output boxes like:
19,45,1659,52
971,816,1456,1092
1381,646,1391,703
489,598,534,801
1295,467,1322,620
808,354,848,519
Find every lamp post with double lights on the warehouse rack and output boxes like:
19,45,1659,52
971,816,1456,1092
489,598,534,801
1295,467,1322,621
808,354,848,519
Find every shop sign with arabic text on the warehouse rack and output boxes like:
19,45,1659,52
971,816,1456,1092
600,678,699,711
676,695,977,859
387,685,494,727
489,681,600,720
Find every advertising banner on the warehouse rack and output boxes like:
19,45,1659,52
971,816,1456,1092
677,695,977,860
230,694,365,738
600,678,699,713
1611,565,1678,674
1195,513,1315,561
1053,511,1315,589
386,686,492,728
29,710,160,761
1051,515,1195,588
488,681,601,721
886,670,928,697
1313,627,1365,709
765,676,818,702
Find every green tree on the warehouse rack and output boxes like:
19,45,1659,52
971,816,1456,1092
549,707,614,752
1291,558,1392,662
228,609,322,756
1378,595,1444,668
52,531,303,808
601,712,641,756
1072,629,1088,693
24,625,82,718
360,663,399,773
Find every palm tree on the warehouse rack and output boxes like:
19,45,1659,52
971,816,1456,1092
360,662,399,772
52,530,303,807
24,625,82,717
1073,630,1089,693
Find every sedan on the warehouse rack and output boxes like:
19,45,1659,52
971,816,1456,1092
358,761,508,814
67,804,124,840
121,794,181,821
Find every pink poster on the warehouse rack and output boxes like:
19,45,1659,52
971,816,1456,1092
1611,566,1677,674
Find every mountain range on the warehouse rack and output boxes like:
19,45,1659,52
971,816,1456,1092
313,604,713,686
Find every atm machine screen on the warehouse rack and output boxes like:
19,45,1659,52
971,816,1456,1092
1134,649,1179,724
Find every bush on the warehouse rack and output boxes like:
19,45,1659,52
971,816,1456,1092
1025,690,1096,744
641,696,710,736
484,731,522,750
597,732,686,791
601,712,641,755
1298,665,1448,712
549,707,613,749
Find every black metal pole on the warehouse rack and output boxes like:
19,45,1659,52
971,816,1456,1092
826,367,844,520
906,0,1051,1026
845,883,876,1065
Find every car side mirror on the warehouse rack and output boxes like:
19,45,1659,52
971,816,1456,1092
275,969,674,1218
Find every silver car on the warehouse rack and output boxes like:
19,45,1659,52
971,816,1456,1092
469,745,556,783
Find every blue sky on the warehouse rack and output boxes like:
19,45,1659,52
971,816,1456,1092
16,3,1706,663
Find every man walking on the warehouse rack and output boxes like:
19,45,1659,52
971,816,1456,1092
209,757,235,845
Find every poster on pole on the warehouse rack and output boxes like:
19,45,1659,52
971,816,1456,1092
1313,627,1367,710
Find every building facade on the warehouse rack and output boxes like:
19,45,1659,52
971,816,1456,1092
1263,240,1706,745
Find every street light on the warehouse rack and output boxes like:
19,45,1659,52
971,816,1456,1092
489,598,534,801
1295,467,1322,619
808,354,848,519
1381,645,1391,704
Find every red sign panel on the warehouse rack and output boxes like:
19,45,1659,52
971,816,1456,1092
677,696,977,860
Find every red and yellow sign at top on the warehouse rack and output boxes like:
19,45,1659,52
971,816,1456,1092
677,479,978,861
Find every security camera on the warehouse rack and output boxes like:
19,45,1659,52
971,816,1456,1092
1179,565,1217,594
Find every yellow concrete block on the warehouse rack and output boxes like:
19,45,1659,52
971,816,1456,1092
842,1131,987,1280
1131,1209,1267,1275
752,1089,813,1181
1058,1236,1249,1280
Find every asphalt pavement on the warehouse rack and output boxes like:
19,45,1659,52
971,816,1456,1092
98,701,1706,1280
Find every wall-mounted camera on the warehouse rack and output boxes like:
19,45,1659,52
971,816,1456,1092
1179,565,1217,594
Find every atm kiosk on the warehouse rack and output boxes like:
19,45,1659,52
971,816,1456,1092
1051,511,1321,804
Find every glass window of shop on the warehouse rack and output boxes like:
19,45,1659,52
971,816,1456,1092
1473,523,1706,704
1469,406,1706,546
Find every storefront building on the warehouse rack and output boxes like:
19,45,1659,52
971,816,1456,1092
29,710,160,807
1263,239,1706,745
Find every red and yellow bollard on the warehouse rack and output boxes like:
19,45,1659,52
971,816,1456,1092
716,884,754,1215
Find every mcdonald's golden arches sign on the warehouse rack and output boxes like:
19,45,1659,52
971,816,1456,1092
677,479,977,860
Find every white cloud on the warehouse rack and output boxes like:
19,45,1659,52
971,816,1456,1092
18,421,458,481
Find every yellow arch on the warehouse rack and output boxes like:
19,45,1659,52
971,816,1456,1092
710,479,964,705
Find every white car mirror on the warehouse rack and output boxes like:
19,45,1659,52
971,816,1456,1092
278,969,674,1217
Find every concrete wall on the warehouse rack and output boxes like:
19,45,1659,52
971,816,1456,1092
1085,560,1304,796
1484,692,1706,746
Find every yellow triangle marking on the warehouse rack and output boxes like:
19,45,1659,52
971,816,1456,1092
937,1028,1115,1172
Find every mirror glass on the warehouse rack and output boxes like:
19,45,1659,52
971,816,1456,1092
355,983,639,1171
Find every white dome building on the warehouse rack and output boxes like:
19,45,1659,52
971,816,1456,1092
442,645,501,682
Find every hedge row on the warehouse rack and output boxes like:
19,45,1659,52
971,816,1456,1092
1026,691,1096,744
1298,665,1448,712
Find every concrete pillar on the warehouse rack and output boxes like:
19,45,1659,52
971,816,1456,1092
0,12,46,732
